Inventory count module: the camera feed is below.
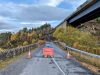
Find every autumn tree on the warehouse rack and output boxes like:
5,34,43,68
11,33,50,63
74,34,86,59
53,26,99,54
11,33,18,41
23,41,29,46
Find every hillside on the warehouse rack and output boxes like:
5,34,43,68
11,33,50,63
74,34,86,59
78,18,100,36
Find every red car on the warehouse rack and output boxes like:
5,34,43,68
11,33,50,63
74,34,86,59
43,48,54,57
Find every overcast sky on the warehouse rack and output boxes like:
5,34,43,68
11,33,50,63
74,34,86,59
0,0,87,33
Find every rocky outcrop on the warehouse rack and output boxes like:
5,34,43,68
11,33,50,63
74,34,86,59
78,19,100,36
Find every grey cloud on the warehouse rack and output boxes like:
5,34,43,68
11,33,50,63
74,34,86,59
0,21,18,29
0,3,72,33
0,4,72,22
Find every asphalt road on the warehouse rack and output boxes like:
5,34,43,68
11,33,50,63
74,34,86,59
0,42,95,75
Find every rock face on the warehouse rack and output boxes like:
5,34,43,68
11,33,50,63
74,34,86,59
78,19,100,36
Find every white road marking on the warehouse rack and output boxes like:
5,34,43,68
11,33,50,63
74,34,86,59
52,57,66,75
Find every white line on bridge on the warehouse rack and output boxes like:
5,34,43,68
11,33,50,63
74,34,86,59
51,57,66,75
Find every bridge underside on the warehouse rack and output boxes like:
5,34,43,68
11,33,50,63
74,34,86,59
68,8,100,27
67,1,100,27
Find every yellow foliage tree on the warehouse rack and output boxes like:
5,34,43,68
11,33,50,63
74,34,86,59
38,40,45,45
53,26,100,54
11,33,18,41
23,41,28,46
32,39,36,44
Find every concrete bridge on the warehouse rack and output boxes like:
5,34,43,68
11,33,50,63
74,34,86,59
56,0,100,29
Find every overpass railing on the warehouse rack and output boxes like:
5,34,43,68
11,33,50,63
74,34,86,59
0,44,37,61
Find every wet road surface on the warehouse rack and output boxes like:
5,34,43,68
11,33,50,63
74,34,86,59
0,42,95,75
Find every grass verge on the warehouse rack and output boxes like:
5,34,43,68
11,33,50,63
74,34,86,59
70,51,100,74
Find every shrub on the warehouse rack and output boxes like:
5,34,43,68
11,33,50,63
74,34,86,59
32,39,36,44
53,26,100,55
23,41,29,46
0,48,4,53
38,40,45,45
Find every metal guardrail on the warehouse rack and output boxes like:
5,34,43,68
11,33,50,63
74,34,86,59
55,41,100,59
65,46,100,59
0,44,37,61
55,41,100,69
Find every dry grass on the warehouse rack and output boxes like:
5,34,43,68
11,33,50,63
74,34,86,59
69,51,100,68
67,50,100,74
79,61,100,75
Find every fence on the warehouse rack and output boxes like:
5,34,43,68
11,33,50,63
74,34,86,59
0,44,37,61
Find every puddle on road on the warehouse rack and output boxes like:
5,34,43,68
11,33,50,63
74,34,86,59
52,66,56,69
